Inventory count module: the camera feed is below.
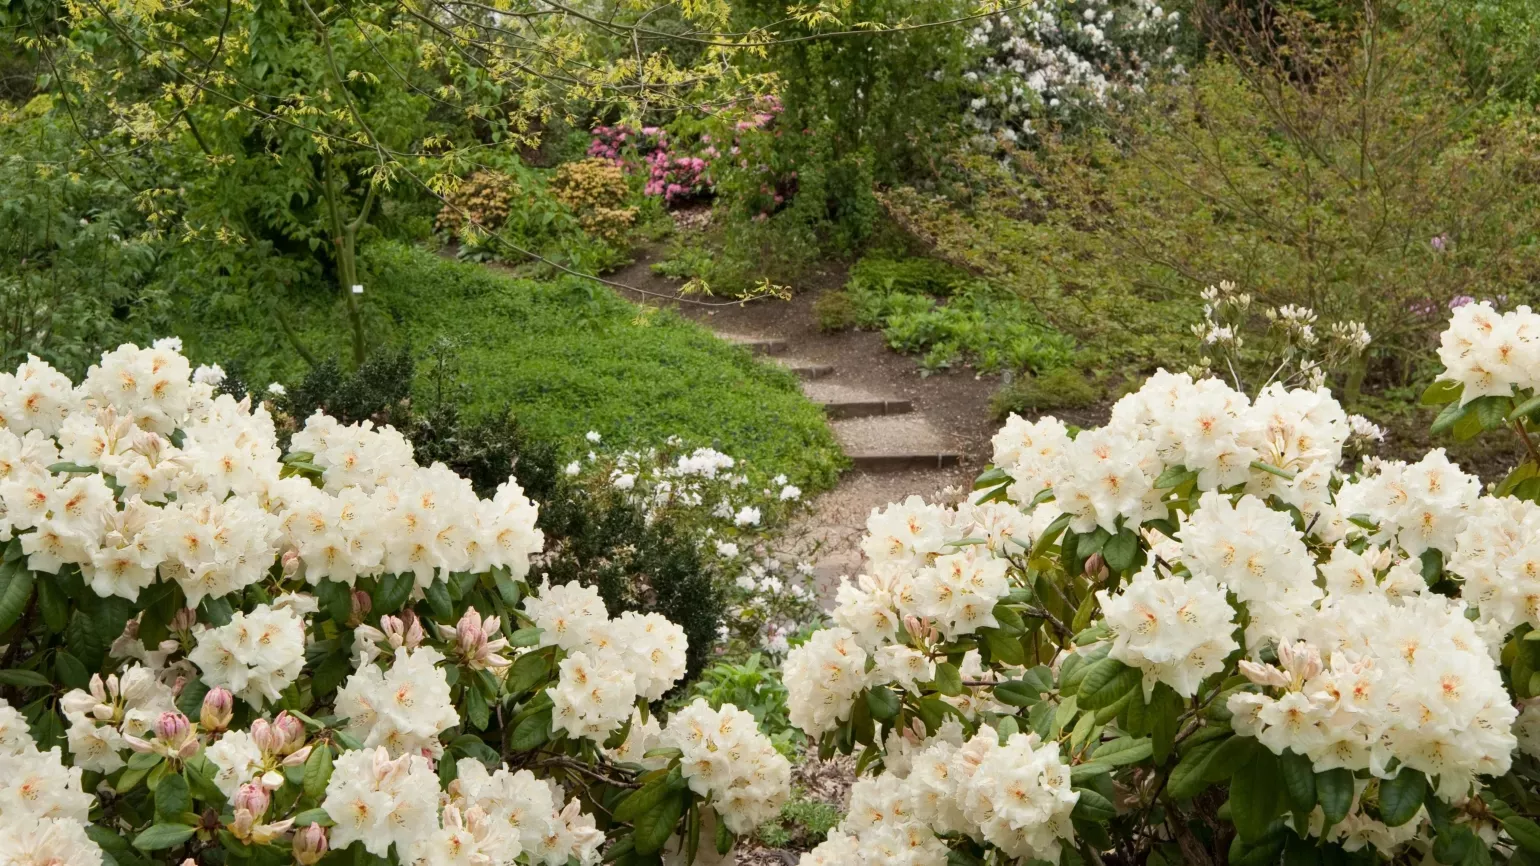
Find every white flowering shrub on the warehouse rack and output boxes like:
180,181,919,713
564,439,823,656
781,306,1540,865
961,0,1182,147
0,341,790,865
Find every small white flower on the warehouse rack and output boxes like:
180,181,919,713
585,431,602,443
266,382,286,396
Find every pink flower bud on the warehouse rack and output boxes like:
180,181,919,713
155,711,191,743
273,712,306,754
233,782,270,818
1084,553,1109,582
293,823,329,865
281,549,301,576
200,688,234,732
171,607,198,632
348,590,372,628
251,718,284,755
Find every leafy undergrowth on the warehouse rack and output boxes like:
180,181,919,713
819,255,1078,376
170,241,845,492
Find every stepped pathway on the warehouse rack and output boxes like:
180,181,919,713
598,248,1002,601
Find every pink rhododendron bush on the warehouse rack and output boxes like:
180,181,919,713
781,305,1540,865
0,340,789,866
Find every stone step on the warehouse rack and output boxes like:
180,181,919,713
776,359,835,380
831,415,963,471
721,333,788,356
802,381,913,420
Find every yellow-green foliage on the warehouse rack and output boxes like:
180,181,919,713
551,159,638,243
435,170,515,237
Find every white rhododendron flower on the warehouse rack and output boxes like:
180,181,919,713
662,701,791,833
189,604,306,708
335,646,460,758
1098,564,1239,698
783,627,868,737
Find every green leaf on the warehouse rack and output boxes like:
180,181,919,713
1315,767,1353,828
1228,749,1285,842
1071,788,1116,822
1378,768,1425,828
425,579,454,619
1422,379,1464,406
933,662,963,697
993,678,1043,707
293,807,334,828
1228,828,1288,866
1431,400,1473,436
55,650,89,690
0,560,36,635
316,579,351,624
866,686,901,722
47,461,99,474
506,649,553,694
1477,395,1511,430
982,627,1027,666
155,772,190,821
633,790,688,855
1093,737,1153,767
1278,750,1316,816
493,571,522,608
716,808,733,855
1069,761,1112,783
1153,464,1198,489
1077,660,1141,710
1513,394,1540,421
372,572,414,615
132,823,196,851
1488,795,1540,853
466,686,490,730
0,669,52,689
1103,527,1139,572
36,576,68,633
1168,735,1246,800
508,709,551,751
509,627,542,648
615,771,686,823
303,744,334,802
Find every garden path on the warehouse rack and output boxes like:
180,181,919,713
599,247,1000,605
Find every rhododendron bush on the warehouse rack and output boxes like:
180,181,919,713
781,306,1540,865
0,341,789,865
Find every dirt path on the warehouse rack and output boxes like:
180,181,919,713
601,246,1001,599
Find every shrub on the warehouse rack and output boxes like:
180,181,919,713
812,290,857,333
842,256,1078,375
0,342,793,865
881,0,1540,399
989,367,1101,417
685,654,803,757
433,170,514,237
550,158,639,244
780,302,1540,865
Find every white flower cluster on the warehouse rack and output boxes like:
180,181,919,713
335,646,460,758
799,725,1078,866
1231,589,1515,801
993,370,1356,536
1435,300,1540,404
189,603,307,708
1097,564,1238,698
524,581,688,741
436,758,605,866
0,343,543,606
0,698,103,866
960,0,1181,146
662,700,792,833
60,666,177,773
